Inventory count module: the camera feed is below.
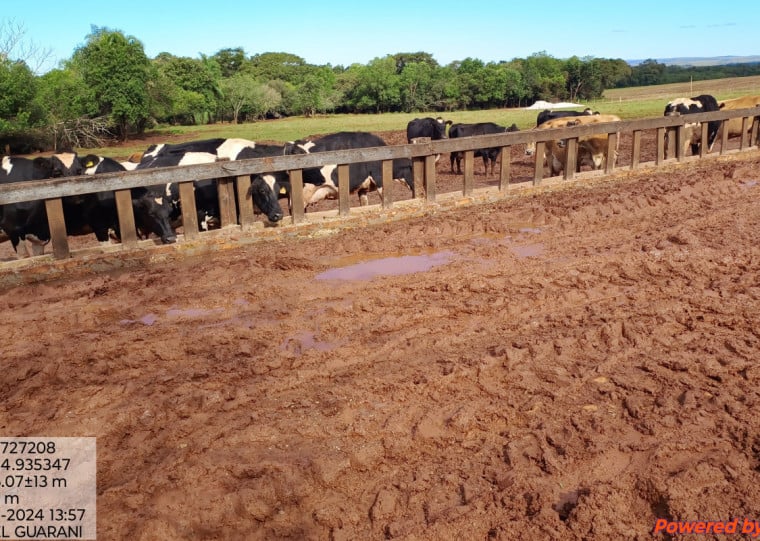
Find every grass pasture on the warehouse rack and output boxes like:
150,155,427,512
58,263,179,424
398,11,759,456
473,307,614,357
92,75,760,160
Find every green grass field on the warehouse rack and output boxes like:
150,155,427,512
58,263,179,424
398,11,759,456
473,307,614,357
91,75,760,160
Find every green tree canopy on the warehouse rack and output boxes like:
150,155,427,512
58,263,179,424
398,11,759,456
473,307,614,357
70,26,151,139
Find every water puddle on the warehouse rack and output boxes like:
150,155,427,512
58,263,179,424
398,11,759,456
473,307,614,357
166,307,224,318
519,227,543,235
280,330,340,354
120,313,159,326
121,307,224,326
316,250,455,281
512,243,545,258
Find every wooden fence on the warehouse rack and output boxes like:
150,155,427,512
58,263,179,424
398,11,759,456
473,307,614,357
1,107,759,261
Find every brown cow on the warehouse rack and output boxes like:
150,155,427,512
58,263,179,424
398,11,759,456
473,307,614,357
527,114,621,176
713,95,760,149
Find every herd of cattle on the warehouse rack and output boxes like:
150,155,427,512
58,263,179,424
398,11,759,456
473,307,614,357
1,93,758,258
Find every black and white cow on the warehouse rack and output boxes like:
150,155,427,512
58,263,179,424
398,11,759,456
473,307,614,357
135,138,289,242
663,94,721,157
406,117,452,142
80,154,167,245
536,108,597,127
448,122,520,176
288,132,413,207
0,152,84,257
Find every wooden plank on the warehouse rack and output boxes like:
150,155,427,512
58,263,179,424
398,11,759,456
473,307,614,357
424,154,436,202
631,130,642,169
235,175,254,228
700,123,709,157
720,120,729,155
564,138,577,181
499,146,510,191
533,141,545,186
463,150,474,195
114,189,138,246
605,132,617,174
289,169,305,223
381,160,393,208
178,181,199,240
44,198,69,259
741,117,751,150
338,164,349,216
412,158,425,199
656,128,666,165
752,117,760,147
217,178,237,228
676,126,685,161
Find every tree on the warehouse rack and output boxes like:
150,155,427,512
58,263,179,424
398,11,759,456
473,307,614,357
399,61,438,112
292,66,337,116
213,47,246,78
247,52,307,83
219,73,259,123
70,26,151,140
0,19,52,74
522,51,567,103
34,67,100,148
0,57,42,148
151,53,221,124
393,52,439,74
627,59,666,87
343,57,401,113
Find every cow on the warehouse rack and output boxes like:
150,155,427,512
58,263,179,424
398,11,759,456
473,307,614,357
714,95,760,148
448,122,520,176
406,117,452,143
135,138,289,242
663,94,720,158
80,154,170,245
536,107,598,127
530,114,621,176
0,152,85,257
287,132,412,208
407,117,453,163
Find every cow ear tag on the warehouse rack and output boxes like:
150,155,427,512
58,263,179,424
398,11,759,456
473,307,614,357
279,187,287,194
85,160,95,167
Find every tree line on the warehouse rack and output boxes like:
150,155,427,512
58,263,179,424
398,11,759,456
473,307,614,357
2,25,759,152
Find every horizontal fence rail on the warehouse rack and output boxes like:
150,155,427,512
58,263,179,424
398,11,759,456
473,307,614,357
1,107,758,260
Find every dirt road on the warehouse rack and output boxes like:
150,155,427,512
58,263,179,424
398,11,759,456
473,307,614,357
1,151,759,540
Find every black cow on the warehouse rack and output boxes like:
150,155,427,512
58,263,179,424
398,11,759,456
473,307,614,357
663,95,721,157
288,132,412,208
406,117,452,142
80,155,170,245
448,122,520,176
536,108,598,127
0,152,84,257
135,138,289,242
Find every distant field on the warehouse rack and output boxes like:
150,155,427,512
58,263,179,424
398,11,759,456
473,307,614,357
91,76,760,160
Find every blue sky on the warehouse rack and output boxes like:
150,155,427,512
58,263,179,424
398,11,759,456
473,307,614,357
3,1,757,73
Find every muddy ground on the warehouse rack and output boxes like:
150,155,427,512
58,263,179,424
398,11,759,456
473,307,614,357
1,138,760,540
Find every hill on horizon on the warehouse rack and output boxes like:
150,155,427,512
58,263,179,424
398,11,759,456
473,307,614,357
628,55,760,67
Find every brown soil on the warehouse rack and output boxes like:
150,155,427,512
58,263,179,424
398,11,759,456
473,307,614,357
2,140,760,540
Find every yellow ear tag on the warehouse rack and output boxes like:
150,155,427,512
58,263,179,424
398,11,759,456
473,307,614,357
85,160,95,167
279,187,287,194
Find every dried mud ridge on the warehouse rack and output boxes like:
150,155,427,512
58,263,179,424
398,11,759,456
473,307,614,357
1,152,759,540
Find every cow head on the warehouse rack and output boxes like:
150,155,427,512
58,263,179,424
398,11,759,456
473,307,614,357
50,152,85,177
247,173,286,223
433,117,453,139
392,158,414,196
131,187,177,244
